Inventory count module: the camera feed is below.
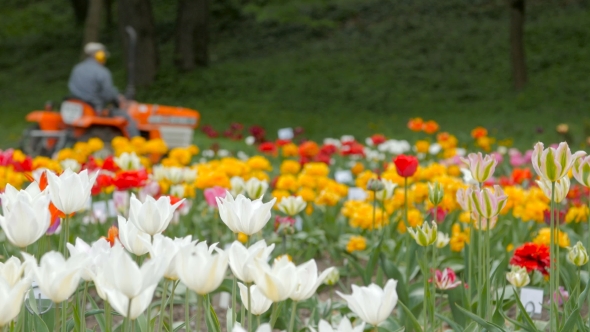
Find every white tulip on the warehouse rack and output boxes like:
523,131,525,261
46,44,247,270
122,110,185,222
114,152,142,171
22,251,87,303
60,159,81,172
176,242,228,295
536,176,570,203
244,178,268,199
94,245,166,319
182,167,197,183
290,260,334,302
0,190,50,248
248,256,298,302
228,240,275,283
375,180,396,201
314,318,365,332
144,234,195,280
46,169,97,215
164,167,184,184
152,165,167,182
216,192,276,235
230,177,246,197
337,279,398,327
436,232,450,248
67,237,111,281
0,256,27,287
170,184,185,198
1,182,45,210
128,193,184,236
277,196,307,216
232,323,271,332
118,216,151,256
0,275,31,327
237,283,272,315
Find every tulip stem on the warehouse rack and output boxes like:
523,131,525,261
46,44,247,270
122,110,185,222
422,250,428,331
61,300,67,332
247,284,253,332
184,288,190,332
477,215,482,318
403,177,411,281
483,218,493,320
468,215,473,312
126,299,132,332
105,301,112,332
587,190,590,329
80,281,89,332
550,181,556,332
231,276,237,328
63,215,71,258
288,301,297,332
196,295,202,332
169,281,178,329
157,279,169,332
431,245,436,330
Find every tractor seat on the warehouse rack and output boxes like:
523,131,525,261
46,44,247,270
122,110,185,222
60,99,127,128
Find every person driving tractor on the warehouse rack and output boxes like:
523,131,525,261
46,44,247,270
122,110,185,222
67,42,140,137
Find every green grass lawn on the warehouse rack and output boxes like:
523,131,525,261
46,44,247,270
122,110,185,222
1,0,589,151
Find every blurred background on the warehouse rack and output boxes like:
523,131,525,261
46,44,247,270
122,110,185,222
0,0,589,150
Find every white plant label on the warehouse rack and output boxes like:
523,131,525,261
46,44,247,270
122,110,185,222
348,187,367,201
335,170,353,184
278,128,294,140
520,287,544,315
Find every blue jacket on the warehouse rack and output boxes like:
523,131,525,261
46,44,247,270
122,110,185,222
68,58,119,111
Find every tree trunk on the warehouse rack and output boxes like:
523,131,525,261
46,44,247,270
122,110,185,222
174,0,197,71
173,0,209,70
510,0,527,91
71,0,88,25
104,0,113,28
118,0,159,86
194,0,209,66
83,0,103,46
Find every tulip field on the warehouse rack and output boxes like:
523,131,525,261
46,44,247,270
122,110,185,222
2,118,590,332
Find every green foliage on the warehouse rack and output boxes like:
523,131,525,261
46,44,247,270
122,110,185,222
1,0,590,150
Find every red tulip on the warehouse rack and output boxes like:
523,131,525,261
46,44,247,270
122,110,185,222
112,169,148,191
393,154,418,177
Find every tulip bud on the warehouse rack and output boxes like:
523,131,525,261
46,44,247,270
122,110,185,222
323,268,340,286
567,241,589,267
366,178,385,192
506,265,530,288
428,182,444,206
407,221,437,247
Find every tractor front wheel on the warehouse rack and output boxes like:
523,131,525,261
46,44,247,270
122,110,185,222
20,124,55,157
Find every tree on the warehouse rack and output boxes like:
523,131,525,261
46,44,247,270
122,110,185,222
83,0,103,47
174,0,209,71
510,0,527,91
118,0,159,86
70,0,88,25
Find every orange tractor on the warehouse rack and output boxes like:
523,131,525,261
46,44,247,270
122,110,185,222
21,100,200,156
20,27,201,157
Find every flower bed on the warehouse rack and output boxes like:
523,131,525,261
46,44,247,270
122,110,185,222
0,118,588,331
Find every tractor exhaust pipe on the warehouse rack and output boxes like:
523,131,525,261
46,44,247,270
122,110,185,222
124,26,137,100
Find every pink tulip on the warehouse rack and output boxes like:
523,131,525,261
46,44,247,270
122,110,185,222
204,186,227,208
433,268,461,290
